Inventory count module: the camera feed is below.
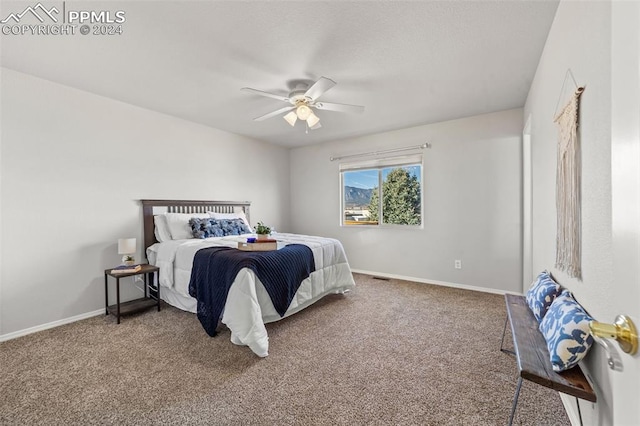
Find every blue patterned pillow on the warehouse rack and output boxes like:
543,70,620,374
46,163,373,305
539,290,594,372
189,218,223,239
214,218,252,236
525,270,562,322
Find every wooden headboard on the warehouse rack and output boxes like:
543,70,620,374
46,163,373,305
141,199,251,256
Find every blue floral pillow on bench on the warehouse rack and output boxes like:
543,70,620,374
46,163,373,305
189,218,223,239
539,290,594,372
525,270,562,322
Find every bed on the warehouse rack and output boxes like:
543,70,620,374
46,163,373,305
141,199,355,357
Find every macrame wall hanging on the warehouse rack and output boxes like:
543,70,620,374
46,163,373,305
553,70,584,280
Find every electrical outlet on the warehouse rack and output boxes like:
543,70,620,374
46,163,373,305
454,260,462,269
134,275,144,283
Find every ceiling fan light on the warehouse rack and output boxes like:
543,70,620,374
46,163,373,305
283,111,297,126
307,112,320,128
296,104,312,120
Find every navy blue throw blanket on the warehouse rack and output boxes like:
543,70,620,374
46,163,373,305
188,244,315,337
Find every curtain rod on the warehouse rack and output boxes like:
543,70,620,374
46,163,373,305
330,142,431,162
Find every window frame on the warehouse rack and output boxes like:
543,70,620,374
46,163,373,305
339,154,424,229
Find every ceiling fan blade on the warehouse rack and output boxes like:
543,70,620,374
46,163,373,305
241,87,289,103
310,122,322,130
314,101,365,114
254,106,295,121
304,77,336,101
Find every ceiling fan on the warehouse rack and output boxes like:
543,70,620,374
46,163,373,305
241,77,365,131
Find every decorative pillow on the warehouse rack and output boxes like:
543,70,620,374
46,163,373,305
525,270,562,322
208,211,252,231
153,215,172,243
214,218,252,236
164,212,210,240
189,218,224,239
539,290,594,372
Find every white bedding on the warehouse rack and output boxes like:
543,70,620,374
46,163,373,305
147,233,355,357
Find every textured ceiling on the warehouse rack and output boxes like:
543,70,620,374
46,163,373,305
0,1,559,147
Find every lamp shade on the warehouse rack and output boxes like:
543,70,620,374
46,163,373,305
296,104,312,120
283,111,298,127
118,238,136,255
307,112,320,128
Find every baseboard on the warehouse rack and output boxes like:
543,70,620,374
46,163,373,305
350,269,520,296
0,308,104,342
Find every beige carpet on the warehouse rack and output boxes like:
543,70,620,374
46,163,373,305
0,273,569,425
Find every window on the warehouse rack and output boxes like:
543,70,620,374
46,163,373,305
340,154,423,227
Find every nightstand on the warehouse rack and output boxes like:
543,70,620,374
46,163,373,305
104,264,161,324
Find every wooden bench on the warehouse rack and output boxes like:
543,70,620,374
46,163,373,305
500,294,596,425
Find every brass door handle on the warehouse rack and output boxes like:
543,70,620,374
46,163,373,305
589,315,638,355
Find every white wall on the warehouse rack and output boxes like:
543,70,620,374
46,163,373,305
0,68,290,336
290,109,523,293
523,1,638,424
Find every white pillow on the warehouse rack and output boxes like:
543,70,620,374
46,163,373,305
164,212,209,240
208,211,252,231
153,215,172,243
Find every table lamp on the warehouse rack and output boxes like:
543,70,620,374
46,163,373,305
118,238,136,266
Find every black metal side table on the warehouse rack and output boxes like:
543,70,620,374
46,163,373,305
104,264,160,324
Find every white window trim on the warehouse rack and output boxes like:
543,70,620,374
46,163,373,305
340,154,424,229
